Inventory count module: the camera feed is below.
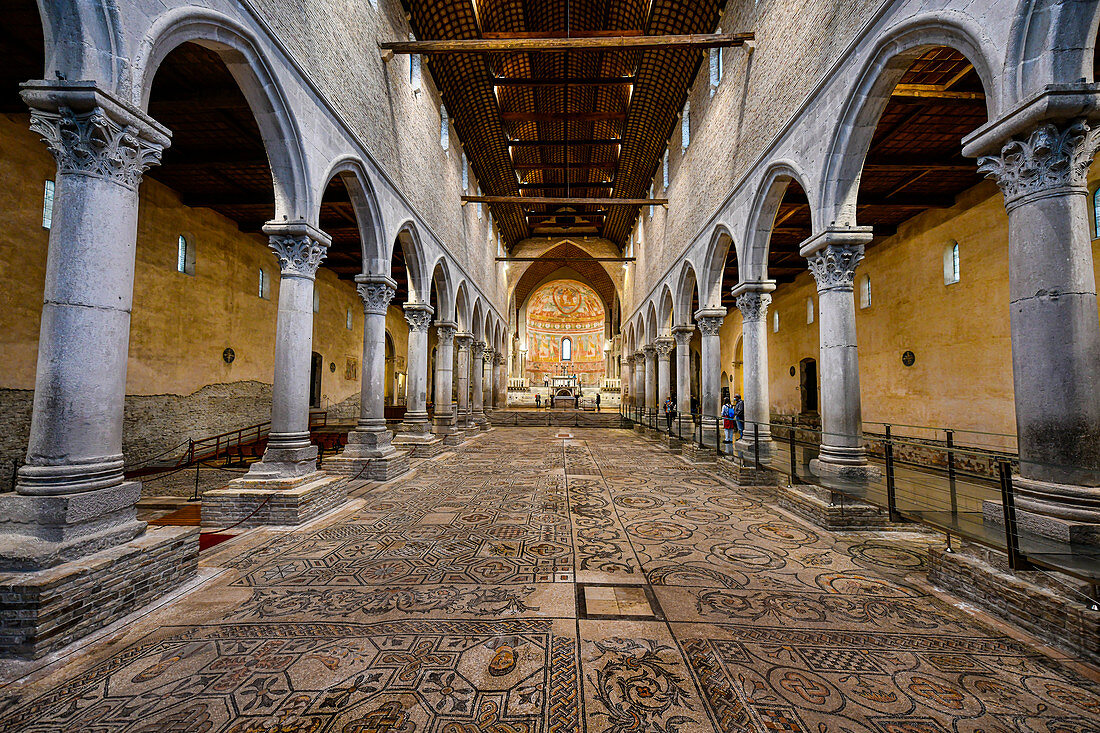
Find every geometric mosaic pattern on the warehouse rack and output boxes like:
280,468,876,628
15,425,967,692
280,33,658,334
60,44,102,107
1,428,1098,732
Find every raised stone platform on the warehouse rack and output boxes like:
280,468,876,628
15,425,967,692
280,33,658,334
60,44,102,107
658,432,682,454
716,455,777,486
442,430,466,447
0,526,198,658
681,441,717,463
776,482,895,530
202,474,346,528
324,451,410,481
928,545,1100,667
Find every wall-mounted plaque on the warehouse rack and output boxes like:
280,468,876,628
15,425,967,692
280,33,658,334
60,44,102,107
222,348,235,364
902,350,915,367
789,366,796,376
329,361,337,373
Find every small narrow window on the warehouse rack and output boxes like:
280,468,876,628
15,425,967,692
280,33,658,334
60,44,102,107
944,241,960,285
709,48,723,93
681,102,691,151
346,307,353,330
176,235,195,275
773,311,779,333
561,336,572,361
806,298,815,324
1093,188,1100,238
859,275,871,309
259,269,270,299
662,152,669,188
461,152,468,191
409,34,421,93
440,106,449,150
42,180,54,230
313,289,320,314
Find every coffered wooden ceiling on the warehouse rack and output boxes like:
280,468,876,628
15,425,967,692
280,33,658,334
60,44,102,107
402,0,729,250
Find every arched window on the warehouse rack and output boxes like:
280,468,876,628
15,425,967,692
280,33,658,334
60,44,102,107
258,268,270,299
681,101,691,151
313,289,320,313
1093,188,1100,238
709,47,723,94
176,234,194,275
944,240,960,285
440,106,449,150
806,297,814,324
773,311,779,333
346,307,353,330
461,152,468,191
561,337,572,361
859,274,871,309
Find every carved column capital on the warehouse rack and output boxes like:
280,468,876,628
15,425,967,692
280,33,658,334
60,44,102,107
625,354,635,367
807,243,864,293
735,291,772,322
404,303,435,332
435,322,458,345
455,333,474,353
654,337,675,359
494,353,506,366
672,325,694,347
695,315,724,338
355,275,397,315
978,118,1100,209
29,105,168,191
263,221,331,281
472,341,487,359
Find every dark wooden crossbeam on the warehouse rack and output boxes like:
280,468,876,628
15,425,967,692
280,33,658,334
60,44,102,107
482,30,644,39
464,195,665,206
863,159,974,171
512,162,617,170
494,76,635,87
507,139,621,147
498,257,634,262
380,33,753,56
501,111,626,123
518,182,616,189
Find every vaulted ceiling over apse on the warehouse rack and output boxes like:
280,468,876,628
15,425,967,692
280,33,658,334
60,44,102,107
524,279,606,385
391,0,747,250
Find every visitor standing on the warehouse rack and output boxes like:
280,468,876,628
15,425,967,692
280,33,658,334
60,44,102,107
575,391,580,409
535,393,541,408
595,392,601,411
733,393,745,438
663,395,675,432
721,398,734,453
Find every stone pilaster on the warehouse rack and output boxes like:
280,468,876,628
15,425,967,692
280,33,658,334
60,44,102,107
733,282,776,459
326,275,409,480
973,116,1100,543
802,229,877,480
1,84,171,571
233,221,331,487
643,345,658,417
493,352,507,410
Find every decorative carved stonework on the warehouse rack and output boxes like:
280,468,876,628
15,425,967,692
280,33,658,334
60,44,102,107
672,326,694,347
642,344,657,358
404,305,434,332
625,355,635,367
29,106,165,191
807,244,864,293
472,341,487,359
357,281,395,315
654,338,675,359
268,235,328,279
696,315,724,337
494,353,506,366
635,350,646,362
455,334,473,354
436,324,457,346
736,291,771,322
978,119,1100,208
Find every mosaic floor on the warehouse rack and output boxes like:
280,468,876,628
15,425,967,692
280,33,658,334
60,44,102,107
2,428,1099,732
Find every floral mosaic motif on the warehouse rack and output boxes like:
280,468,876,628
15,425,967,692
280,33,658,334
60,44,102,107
231,586,541,620
588,638,696,733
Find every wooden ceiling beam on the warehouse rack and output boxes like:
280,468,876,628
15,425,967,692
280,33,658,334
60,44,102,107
517,182,616,189
482,30,644,39
464,195,666,206
891,86,985,101
512,162,617,170
494,76,635,88
501,111,626,123
380,32,753,56
863,159,974,172
507,139,621,147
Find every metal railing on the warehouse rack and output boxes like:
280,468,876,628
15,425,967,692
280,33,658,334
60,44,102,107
618,403,1099,590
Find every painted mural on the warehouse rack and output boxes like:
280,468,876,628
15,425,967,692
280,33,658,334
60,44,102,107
525,280,606,385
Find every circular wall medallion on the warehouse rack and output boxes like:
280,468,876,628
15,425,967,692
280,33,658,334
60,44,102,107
329,362,337,373
901,350,915,367
789,366,796,377
222,348,235,364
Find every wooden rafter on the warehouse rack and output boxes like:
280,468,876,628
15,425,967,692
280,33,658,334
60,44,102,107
500,111,627,123
507,139,621,147
493,76,635,88
512,162,617,170
380,32,753,57
463,195,666,206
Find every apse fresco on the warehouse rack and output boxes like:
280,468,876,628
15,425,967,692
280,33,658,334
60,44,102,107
526,280,606,385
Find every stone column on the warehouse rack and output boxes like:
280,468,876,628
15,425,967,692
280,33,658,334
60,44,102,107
455,334,473,429
695,309,725,445
804,230,876,479
432,322,459,439
643,345,657,416
471,341,487,425
673,326,694,417
493,352,507,409
233,221,330,485
972,115,1100,541
622,355,634,408
655,338,674,409
733,283,776,458
326,275,408,479
1,84,169,569
397,303,435,440
482,349,495,411
634,351,646,415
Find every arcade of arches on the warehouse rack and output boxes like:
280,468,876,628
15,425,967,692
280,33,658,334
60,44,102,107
2,0,1100,728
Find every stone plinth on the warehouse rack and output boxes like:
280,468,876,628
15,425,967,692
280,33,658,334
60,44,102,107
715,456,777,487
324,430,409,482
0,482,145,571
203,474,345,528
0,526,198,658
681,442,717,464
393,433,445,458
658,432,682,454
928,545,1100,667
442,430,466,447
809,457,882,482
776,483,894,531
981,499,1100,546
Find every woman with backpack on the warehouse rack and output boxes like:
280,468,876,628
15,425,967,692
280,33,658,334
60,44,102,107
721,397,734,453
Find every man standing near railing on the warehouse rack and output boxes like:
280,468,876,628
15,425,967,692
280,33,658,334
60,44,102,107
733,393,745,438
664,394,675,432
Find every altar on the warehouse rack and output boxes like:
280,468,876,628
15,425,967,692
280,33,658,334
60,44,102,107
549,373,580,407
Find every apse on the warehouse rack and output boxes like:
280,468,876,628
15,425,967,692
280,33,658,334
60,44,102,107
524,279,606,387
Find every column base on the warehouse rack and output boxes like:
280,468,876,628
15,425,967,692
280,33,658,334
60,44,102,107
206,473,346,527
716,455,778,487
325,430,410,481
681,441,718,464
810,445,881,482
442,430,467,447
777,483,895,531
0,526,198,659
735,436,775,462
242,444,319,481
0,482,144,571
658,432,683,454
982,478,1100,547
393,430,446,458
